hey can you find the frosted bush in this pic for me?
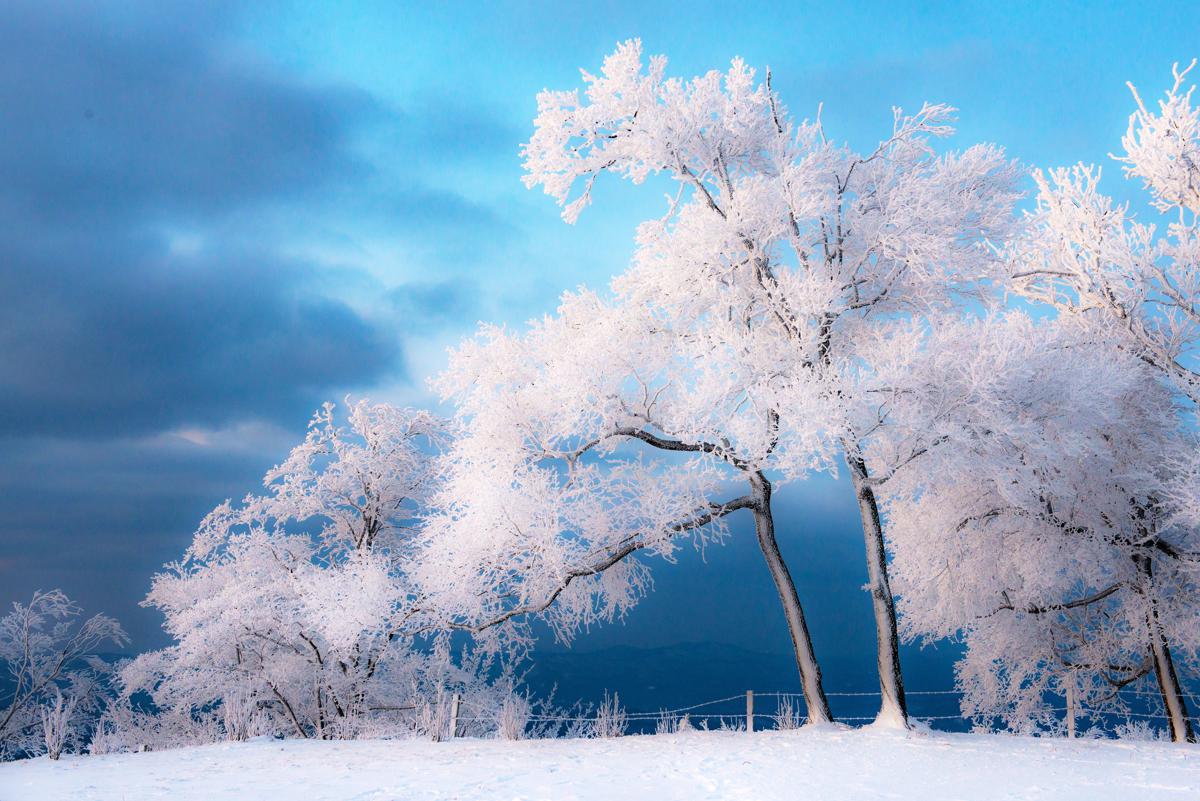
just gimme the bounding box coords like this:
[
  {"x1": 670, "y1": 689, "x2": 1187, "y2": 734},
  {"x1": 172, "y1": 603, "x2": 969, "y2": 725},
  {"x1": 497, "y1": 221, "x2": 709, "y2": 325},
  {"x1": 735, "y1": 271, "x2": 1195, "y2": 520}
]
[
  {"x1": 590, "y1": 691, "x2": 627, "y2": 738},
  {"x1": 414, "y1": 689, "x2": 454, "y2": 742},
  {"x1": 717, "y1": 716, "x2": 745, "y2": 732},
  {"x1": 221, "y1": 689, "x2": 265, "y2": 742},
  {"x1": 1114, "y1": 720, "x2": 1170, "y2": 742},
  {"x1": 655, "y1": 712, "x2": 695, "y2": 735},
  {"x1": 773, "y1": 696, "x2": 804, "y2": 730},
  {"x1": 40, "y1": 689, "x2": 78, "y2": 760},
  {"x1": 496, "y1": 691, "x2": 532, "y2": 740}
]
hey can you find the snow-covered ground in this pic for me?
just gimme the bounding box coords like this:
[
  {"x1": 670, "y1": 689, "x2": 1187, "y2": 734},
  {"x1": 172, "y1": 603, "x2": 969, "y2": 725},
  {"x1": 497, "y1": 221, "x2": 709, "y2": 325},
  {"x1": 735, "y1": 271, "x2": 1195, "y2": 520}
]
[{"x1": 1, "y1": 727, "x2": 1197, "y2": 801}]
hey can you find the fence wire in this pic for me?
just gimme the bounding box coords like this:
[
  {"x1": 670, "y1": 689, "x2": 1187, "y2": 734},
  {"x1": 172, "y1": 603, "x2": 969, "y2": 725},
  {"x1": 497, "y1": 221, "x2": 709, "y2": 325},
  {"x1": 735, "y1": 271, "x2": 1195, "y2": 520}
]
[{"x1": 451, "y1": 687, "x2": 1187, "y2": 726}]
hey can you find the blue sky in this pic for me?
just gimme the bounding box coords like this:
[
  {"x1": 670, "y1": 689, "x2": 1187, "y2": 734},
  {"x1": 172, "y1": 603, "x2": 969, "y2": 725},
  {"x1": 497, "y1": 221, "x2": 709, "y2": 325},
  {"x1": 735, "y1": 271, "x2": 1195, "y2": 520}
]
[{"x1": 2, "y1": 0, "x2": 1198, "y2": 702}]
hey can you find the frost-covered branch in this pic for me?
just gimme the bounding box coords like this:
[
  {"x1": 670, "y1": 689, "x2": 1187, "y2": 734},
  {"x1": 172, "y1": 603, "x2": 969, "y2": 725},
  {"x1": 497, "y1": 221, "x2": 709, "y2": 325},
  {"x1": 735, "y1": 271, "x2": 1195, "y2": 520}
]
[
  {"x1": 0, "y1": 590, "x2": 127, "y2": 759},
  {"x1": 460, "y1": 496, "x2": 755, "y2": 633}
]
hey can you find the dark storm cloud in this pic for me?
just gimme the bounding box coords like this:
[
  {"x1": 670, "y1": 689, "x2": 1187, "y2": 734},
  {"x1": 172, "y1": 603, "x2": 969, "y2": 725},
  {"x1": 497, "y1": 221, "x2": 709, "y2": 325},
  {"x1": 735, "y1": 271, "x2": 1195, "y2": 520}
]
[
  {"x1": 0, "y1": 1, "x2": 372, "y2": 223},
  {"x1": 0, "y1": 1, "x2": 534, "y2": 639},
  {"x1": 0, "y1": 1, "x2": 401, "y2": 438},
  {"x1": 0, "y1": 430, "x2": 293, "y2": 647},
  {"x1": 0, "y1": 231, "x2": 399, "y2": 437}
]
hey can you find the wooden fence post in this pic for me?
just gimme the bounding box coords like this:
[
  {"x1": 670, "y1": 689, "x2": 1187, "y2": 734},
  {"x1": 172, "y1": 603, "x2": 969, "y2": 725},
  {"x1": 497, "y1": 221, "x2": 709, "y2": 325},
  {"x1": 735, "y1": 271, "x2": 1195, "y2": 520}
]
[
  {"x1": 1065, "y1": 677, "x2": 1076, "y2": 739},
  {"x1": 450, "y1": 693, "x2": 461, "y2": 739},
  {"x1": 746, "y1": 690, "x2": 754, "y2": 733}
]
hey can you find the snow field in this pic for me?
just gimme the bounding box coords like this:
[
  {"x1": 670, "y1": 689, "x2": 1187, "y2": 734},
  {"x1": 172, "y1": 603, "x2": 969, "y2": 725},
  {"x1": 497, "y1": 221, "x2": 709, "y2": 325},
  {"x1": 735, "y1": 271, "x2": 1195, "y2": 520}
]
[{"x1": 1, "y1": 726, "x2": 1198, "y2": 801}]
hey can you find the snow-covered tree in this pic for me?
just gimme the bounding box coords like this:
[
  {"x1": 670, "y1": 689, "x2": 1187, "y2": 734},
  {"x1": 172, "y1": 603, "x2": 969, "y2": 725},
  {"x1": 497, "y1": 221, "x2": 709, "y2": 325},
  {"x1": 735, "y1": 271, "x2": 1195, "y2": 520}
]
[
  {"x1": 502, "y1": 40, "x2": 1018, "y2": 726},
  {"x1": 878, "y1": 314, "x2": 1199, "y2": 741},
  {"x1": 0, "y1": 590, "x2": 127, "y2": 760},
  {"x1": 427, "y1": 288, "x2": 835, "y2": 721},
  {"x1": 1009, "y1": 60, "x2": 1200, "y2": 404},
  {"x1": 126, "y1": 400, "x2": 500, "y2": 741},
  {"x1": 998, "y1": 60, "x2": 1200, "y2": 742}
]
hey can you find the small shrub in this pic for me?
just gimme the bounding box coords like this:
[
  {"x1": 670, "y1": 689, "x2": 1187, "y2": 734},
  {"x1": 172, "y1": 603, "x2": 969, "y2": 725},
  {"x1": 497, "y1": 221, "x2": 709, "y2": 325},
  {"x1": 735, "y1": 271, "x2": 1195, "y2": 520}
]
[
  {"x1": 773, "y1": 696, "x2": 804, "y2": 730},
  {"x1": 221, "y1": 689, "x2": 264, "y2": 742},
  {"x1": 1113, "y1": 719, "x2": 1169, "y2": 741},
  {"x1": 414, "y1": 689, "x2": 453, "y2": 742},
  {"x1": 496, "y1": 691, "x2": 532, "y2": 740},
  {"x1": 40, "y1": 689, "x2": 78, "y2": 760},
  {"x1": 655, "y1": 712, "x2": 693, "y2": 734},
  {"x1": 590, "y1": 691, "x2": 627, "y2": 738},
  {"x1": 717, "y1": 716, "x2": 745, "y2": 732},
  {"x1": 87, "y1": 711, "x2": 120, "y2": 756}
]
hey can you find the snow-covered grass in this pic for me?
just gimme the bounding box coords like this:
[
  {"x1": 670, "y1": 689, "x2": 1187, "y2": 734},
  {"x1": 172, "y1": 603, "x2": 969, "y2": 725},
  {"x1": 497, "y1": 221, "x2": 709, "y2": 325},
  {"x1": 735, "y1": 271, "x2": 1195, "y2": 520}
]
[{"x1": 1, "y1": 727, "x2": 1197, "y2": 801}]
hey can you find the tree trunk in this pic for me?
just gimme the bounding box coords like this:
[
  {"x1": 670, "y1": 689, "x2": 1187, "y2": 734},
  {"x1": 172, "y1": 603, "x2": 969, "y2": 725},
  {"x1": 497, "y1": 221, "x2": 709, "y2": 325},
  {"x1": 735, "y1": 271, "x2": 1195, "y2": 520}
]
[
  {"x1": 749, "y1": 471, "x2": 834, "y2": 724},
  {"x1": 844, "y1": 453, "x2": 909, "y2": 728},
  {"x1": 269, "y1": 684, "x2": 308, "y2": 739},
  {"x1": 1134, "y1": 552, "x2": 1195, "y2": 743}
]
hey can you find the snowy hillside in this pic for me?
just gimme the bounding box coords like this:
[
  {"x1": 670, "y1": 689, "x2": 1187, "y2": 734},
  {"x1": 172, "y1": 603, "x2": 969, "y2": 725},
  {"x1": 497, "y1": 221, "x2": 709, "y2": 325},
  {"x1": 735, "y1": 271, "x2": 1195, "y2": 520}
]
[{"x1": 2, "y1": 727, "x2": 1197, "y2": 801}]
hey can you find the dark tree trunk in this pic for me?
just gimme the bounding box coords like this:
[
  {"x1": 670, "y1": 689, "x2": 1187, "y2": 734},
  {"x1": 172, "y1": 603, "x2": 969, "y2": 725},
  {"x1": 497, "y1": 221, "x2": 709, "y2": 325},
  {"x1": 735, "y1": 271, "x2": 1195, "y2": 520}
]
[
  {"x1": 1134, "y1": 551, "x2": 1195, "y2": 743},
  {"x1": 749, "y1": 471, "x2": 834, "y2": 724},
  {"x1": 845, "y1": 453, "x2": 909, "y2": 728}
]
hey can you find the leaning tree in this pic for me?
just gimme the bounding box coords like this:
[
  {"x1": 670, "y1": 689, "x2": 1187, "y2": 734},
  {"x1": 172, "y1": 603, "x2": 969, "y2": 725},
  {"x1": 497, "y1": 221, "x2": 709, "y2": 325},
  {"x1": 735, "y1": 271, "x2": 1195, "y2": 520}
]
[
  {"x1": 508, "y1": 40, "x2": 1018, "y2": 726},
  {"x1": 1000, "y1": 61, "x2": 1200, "y2": 742},
  {"x1": 427, "y1": 286, "x2": 839, "y2": 722},
  {"x1": 877, "y1": 313, "x2": 1199, "y2": 741}
]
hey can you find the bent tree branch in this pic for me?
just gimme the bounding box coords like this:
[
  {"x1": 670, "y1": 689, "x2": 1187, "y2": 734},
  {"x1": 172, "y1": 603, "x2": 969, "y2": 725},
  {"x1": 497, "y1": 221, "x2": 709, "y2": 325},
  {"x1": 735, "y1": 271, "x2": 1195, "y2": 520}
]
[
  {"x1": 982, "y1": 582, "x2": 1124, "y2": 618},
  {"x1": 463, "y1": 496, "x2": 756, "y2": 634}
]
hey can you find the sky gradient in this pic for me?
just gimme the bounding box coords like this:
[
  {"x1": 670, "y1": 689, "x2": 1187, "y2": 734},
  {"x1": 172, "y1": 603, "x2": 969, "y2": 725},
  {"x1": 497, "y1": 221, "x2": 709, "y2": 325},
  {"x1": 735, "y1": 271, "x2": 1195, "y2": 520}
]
[{"x1": 3, "y1": 0, "x2": 1199, "y2": 702}]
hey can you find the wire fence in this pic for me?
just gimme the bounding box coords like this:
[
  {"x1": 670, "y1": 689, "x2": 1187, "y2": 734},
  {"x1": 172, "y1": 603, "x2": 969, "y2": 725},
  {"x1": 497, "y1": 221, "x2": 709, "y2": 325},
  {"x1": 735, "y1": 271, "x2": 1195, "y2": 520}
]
[{"x1": 447, "y1": 685, "x2": 1192, "y2": 732}]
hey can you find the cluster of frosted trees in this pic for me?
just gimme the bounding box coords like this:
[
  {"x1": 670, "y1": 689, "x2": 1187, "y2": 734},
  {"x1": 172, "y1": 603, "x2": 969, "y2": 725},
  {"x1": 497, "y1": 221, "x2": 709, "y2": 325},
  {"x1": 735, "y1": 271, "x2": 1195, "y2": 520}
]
[{"x1": 4, "y1": 45, "x2": 1200, "y2": 758}]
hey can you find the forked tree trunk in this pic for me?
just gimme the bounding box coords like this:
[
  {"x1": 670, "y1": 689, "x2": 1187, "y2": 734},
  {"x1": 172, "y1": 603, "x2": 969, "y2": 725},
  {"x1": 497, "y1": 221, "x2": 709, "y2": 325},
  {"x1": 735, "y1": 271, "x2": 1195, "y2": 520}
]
[
  {"x1": 844, "y1": 453, "x2": 909, "y2": 728},
  {"x1": 749, "y1": 472, "x2": 834, "y2": 725},
  {"x1": 1134, "y1": 552, "x2": 1196, "y2": 743}
]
